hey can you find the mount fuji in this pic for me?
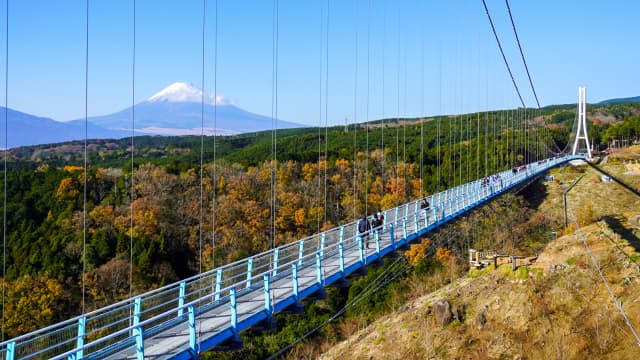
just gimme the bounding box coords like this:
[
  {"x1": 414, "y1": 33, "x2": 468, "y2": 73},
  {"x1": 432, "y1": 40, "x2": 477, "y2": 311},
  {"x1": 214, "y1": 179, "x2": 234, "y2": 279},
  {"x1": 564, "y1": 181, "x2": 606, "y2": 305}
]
[{"x1": 86, "y1": 82, "x2": 305, "y2": 136}]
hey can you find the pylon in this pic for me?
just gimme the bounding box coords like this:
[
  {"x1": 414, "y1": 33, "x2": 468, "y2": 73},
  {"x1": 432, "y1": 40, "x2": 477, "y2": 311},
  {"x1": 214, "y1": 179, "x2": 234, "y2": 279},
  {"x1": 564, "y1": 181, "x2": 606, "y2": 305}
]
[{"x1": 571, "y1": 86, "x2": 592, "y2": 158}]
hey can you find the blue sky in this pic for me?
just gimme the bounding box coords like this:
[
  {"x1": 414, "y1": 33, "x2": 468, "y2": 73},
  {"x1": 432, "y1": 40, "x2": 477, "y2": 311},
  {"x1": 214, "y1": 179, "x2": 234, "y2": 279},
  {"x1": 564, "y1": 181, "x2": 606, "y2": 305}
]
[{"x1": 0, "y1": 0, "x2": 638, "y2": 126}]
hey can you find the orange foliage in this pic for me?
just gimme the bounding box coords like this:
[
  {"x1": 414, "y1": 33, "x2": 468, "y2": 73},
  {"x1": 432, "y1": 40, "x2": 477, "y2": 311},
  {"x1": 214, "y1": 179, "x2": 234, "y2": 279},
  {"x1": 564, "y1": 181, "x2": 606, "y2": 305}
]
[
  {"x1": 435, "y1": 247, "x2": 452, "y2": 263},
  {"x1": 294, "y1": 208, "x2": 306, "y2": 226},
  {"x1": 405, "y1": 238, "x2": 431, "y2": 266}
]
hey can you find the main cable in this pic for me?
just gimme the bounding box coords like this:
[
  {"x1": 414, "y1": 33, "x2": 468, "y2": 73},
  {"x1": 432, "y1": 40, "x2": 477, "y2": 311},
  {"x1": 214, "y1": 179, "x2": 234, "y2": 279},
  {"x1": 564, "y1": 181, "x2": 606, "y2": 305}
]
[
  {"x1": 505, "y1": 0, "x2": 539, "y2": 109},
  {"x1": 480, "y1": 0, "x2": 525, "y2": 108}
]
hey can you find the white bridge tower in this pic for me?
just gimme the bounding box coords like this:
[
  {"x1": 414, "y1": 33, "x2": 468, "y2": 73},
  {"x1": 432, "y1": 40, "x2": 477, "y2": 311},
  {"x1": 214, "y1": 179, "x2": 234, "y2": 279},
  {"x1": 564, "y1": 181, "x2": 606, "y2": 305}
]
[{"x1": 571, "y1": 86, "x2": 592, "y2": 158}]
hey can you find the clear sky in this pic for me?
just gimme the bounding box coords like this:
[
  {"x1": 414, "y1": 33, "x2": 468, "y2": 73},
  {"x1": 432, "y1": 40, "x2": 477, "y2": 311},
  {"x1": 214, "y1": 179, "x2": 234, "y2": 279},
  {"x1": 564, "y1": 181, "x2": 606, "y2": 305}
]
[{"x1": 0, "y1": 0, "x2": 638, "y2": 126}]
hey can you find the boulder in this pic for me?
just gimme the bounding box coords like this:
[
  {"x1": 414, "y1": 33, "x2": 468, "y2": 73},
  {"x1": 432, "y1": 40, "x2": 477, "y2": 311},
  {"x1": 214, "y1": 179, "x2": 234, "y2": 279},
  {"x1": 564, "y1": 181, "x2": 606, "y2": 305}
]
[{"x1": 434, "y1": 300, "x2": 452, "y2": 326}]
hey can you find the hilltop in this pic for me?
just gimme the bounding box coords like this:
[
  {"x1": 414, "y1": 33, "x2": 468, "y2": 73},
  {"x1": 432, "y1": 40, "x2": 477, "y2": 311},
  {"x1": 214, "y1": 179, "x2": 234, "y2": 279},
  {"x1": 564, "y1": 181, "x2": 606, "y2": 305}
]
[{"x1": 320, "y1": 157, "x2": 640, "y2": 359}]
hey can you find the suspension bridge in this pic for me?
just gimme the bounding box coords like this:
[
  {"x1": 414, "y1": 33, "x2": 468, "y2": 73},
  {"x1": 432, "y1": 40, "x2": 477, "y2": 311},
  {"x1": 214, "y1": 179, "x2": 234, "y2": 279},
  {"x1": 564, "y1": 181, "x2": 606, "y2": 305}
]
[
  {"x1": 0, "y1": 154, "x2": 586, "y2": 360},
  {"x1": 0, "y1": 0, "x2": 607, "y2": 359}
]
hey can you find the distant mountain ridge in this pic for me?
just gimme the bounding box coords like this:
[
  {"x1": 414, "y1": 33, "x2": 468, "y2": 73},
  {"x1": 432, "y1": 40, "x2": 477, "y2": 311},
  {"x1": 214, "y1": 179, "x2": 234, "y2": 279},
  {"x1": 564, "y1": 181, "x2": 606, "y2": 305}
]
[
  {"x1": 0, "y1": 107, "x2": 129, "y2": 149},
  {"x1": 0, "y1": 82, "x2": 305, "y2": 148},
  {"x1": 597, "y1": 95, "x2": 640, "y2": 105}
]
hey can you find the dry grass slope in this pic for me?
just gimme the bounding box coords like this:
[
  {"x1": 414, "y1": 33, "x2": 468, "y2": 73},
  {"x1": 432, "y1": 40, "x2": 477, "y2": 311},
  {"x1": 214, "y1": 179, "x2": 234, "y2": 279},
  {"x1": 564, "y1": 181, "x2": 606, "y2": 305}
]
[{"x1": 321, "y1": 157, "x2": 640, "y2": 360}]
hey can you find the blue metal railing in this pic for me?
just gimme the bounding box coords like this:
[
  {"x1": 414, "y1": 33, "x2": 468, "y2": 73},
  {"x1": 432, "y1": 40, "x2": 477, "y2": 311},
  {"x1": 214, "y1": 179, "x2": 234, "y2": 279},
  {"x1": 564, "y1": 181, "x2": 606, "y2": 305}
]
[{"x1": 0, "y1": 155, "x2": 584, "y2": 359}]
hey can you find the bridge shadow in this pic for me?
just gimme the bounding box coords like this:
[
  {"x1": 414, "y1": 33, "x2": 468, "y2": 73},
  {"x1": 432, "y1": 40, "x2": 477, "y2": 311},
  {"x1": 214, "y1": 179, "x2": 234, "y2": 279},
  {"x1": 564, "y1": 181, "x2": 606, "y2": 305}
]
[
  {"x1": 602, "y1": 215, "x2": 640, "y2": 253},
  {"x1": 519, "y1": 177, "x2": 549, "y2": 211}
]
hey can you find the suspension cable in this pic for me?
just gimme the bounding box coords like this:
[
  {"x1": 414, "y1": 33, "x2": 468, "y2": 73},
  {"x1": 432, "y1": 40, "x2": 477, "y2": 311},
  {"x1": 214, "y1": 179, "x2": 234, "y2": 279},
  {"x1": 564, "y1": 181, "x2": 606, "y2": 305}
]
[
  {"x1": 317, "y1": 2, "x2": 324, "y2": 234},
  {"x1": 270, "y1": 0, "x2": 279, "y2": 250},
  {"x1": 395, "y1": 7, "x2": 400, "y2": 206},
  {"x1": 197, "y1": 0, "x2": 206, "y2": 347},
  {"x1": 1, "y1": 0, "x2": 7, "y2": 341},
  {"x1": 82, "y1": 0, "x2": 89, "y2": 315},
  {"x1": 323, "y1": 0, "x2": 329, "y2": 227},
  {"x1": 364, "y1": 0, "x2": 370, "y2": 217},
  {"x1": 211, "y1": 0, "x2": 218, "y2": 270},
  {"x1": 129, "y1": 0, "x2": 136, "y2": 301},
  {"x1": 352, "y1": 0, "x2": 358, "y2": 221},
  {"x1": 419, "y1": 9, "x2": 424, "y2": 197},
  {"x1": 198, "y1": 0, "x2": 206, "y2": 278}
]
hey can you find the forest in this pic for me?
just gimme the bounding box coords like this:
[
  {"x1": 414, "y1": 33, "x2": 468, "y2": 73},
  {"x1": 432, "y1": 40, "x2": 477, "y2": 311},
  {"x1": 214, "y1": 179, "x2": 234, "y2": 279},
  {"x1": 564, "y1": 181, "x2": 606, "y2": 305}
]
[{"x1": 0, "y1": 101, "x2": 638, "y2": 342}]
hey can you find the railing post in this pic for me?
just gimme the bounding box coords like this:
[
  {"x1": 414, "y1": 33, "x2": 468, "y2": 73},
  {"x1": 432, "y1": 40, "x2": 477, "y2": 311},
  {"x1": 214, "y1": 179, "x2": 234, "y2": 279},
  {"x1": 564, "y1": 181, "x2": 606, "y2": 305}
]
[
  {"x1": 320, "y1": 233, "x2": 326, "y2": 257},
  {"x1": 298, "y1": 240, "x2": 304, "y2": 266},
  {"x1": 246, "y1": 257, "x2": 253, "y2": 288},
  {"x1": 402, "y1": 217, "x2": 408, "y2": 239},
  {"x1": 383, "y1": 210, "x2": 388, "y2": 229},
  {"x1": 339, "y1": 226, "x2": 344, "y2": 243},
  {"x1": 178, "y1": 281, "x2": 186, "y2": 317},
  {"x1": 433, "y1": 206, "x2": 438, "y2": 223},
  {"x1": 6, "y1": 342, "x2": 15, "y2": 360},
  {"x1": 358, "y1": 236, "x2": 364, "y2": 264},
  {"x1": 264, "y1": 274, "x2": 271, "y2": 314},
  {"x1": 422, "y1": 209, "x2": 428, "y2": 229},
  {"x1": 413, "y1": 211, "x2": 419, "y2": 233},
  {"x1": 339, "y1": 241, "x2": 345, "y2": 273},
  {"x1": 389, "y1": 223, "x2": 396, "y2": 248},
  {"x1": 188, "y1": 305, "x2": 197, "y2": 353},
  {"x1": 75, "y1": 316, "x2": 86, "y2": 359},
  {"x1": 230, "y1": 288, "x2": 238, "y2": 335},
  {"x1": 316, "y1": 253, "x2": 323, "y2": 286},
  {"x1": 375, "y1": 230, "x2": 380, "y2": 254},
  {"x1": 133, "y1": 297, "x2": 144, "y2": 360},
  {"x1": 292, "y1": 263, "x2": 299, "y2": 301},
  {"x1": 273, "y1": 248, "x2": 279, "y2": 277},
  {"x1": 214, "y1": 269, "x2": 222, "y2": 302},
  {"x1": 394, "y1": 207, "x2": 399, "y2": 225}
]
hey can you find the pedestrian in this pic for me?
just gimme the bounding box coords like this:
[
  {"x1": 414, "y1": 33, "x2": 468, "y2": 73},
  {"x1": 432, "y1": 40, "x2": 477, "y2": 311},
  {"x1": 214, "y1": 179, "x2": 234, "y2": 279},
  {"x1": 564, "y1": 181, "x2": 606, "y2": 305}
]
[
  {"x1": 421, "y1": 198, "x2": 430, "y2": 210},
  {"x1": 358, "y1": 214, "x2": 370, "y2": 248}
]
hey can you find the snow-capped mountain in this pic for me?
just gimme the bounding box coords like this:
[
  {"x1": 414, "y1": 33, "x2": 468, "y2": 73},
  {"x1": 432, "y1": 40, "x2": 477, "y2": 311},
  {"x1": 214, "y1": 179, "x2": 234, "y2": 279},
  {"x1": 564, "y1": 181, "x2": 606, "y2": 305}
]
[
  {"x1": 87, "y1": 82, "x2": 304, "y2": 135},
  {"x1": 147, "y1": 82, "x2": 220, "y2": 105}
]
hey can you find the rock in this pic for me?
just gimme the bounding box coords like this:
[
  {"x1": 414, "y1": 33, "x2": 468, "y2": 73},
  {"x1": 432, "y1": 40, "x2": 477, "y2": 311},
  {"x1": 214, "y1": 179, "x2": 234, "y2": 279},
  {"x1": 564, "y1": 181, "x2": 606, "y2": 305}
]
[
  {"x1": 434, "y1": 300, "x2": 452, "y2": 326},
  {"x1": 476, "y1": 313, "x2": 486, "y2": 330},
  {"x1": 396, "y1": 305, "x2": 408, "y2": 313}
]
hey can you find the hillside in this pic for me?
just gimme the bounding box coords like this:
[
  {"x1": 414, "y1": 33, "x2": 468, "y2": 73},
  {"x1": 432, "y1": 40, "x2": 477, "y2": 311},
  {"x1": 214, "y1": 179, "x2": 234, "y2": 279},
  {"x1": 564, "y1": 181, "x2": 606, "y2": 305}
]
[{"x1": 320, "y1": 159, "x2": 640, "y2": 359}]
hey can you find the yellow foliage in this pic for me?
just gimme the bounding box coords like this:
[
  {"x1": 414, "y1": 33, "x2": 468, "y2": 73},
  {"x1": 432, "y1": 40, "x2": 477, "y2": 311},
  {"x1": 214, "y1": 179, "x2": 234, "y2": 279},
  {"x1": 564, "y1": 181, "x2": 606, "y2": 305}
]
[
  {"x1": 63, "y1": 165, "x2": 83, "y2": 172},
  {"x1": 334, "y1": 158, "x2": 350, "y2": 172},
  {"x1": 294, "y1": 208, "x2": 306, "y2": 226},
  {"x1": 435, "y1": 247, "x2": 452, "y2": 263},
  {"x1": 4, "y1": 274, "x2": 67, "y2": 337},
  {"x1": 380, "y1": 193, "x2": 399, "y2": 211},
  {"x1": 56, "y1": 177, "x2": 79, "y2": 200},
  {"x1": 404, "y1": 238, "x2": 431, "y2": 266}
]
